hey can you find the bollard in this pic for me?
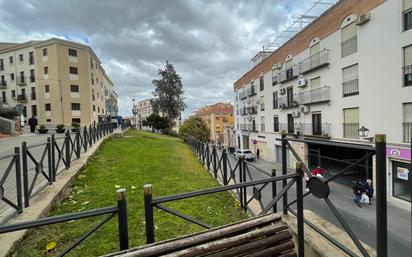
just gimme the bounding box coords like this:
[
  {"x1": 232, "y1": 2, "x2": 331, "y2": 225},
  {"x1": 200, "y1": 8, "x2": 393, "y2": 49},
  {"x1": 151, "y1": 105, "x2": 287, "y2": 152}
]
[
  {"x1": 14, "y1": 147, "x2": 23, "y2": 213},
  {"x1": 271, "y1": 169, "x2": 277, "y2": 213},
  {"x1": 21, "y1": 141, "x2": 29, "y2": 207},
  {"x1": 65, "y1": 131, "x2": 70, "y2": 168},
  {"x1": 222, "y1": 149, "x2": 228, "y2": 185},
  {"x1": 281, "y1": 131, "x2": 288, "y2": 214},
  {"x1": 144, "y1": 184, "x2": 155, "y2": 244},
  {"x1": 375, "y1": 134, "x2": 387, "y2": 257},
  {"x1": 117, "y1": 188, "x2": 129, "y2": 250},
  {"x1": 295, "y1": 162, "x2": 304, "y2": 257}
]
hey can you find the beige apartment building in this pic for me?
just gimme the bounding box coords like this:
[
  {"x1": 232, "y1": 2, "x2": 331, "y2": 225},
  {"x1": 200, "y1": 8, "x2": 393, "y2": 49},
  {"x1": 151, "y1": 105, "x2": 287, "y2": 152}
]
[{"x1": 0, "y1": 38, "x2": 117, "y2": 126}]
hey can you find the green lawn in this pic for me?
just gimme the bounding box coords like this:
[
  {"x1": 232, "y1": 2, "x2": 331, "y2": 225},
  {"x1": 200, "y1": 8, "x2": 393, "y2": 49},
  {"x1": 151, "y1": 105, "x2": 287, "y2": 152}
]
[{"x1": 13, "y1": 130, "x2": 246, "y2": 257}]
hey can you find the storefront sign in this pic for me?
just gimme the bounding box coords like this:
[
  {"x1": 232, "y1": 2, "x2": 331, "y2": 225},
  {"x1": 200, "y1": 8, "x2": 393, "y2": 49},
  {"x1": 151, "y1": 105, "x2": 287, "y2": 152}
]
[
  {"x1": 386, "y1": 147, "x2": 411, "y2": 161},
  {"x1": 397, "y1": 167, "x2": 409, "y2": 180}
]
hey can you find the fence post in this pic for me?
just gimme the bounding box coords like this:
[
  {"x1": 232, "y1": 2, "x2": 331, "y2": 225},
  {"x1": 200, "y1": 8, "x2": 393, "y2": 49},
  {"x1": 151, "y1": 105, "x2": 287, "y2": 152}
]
[
  {"x1": 238, "y1": 157, "x2": 244, "y2": 210},
  {"x1": 76, "y1": 132, "x2": 81, "y2": 158},
  {"x1": 206, "y1": 143, "x2": 210, "y2": 170},
  {"x1": 295, "y1": 162, "x2": 304, "y2": 257},
  {"x1": 93, "y1": 123, "x2": 97, "y2": 143},
  {"x1": 88, "y1": 125, "x2": 92, "y2": 147},
  {"x1": 117, "y1": 188, "x2": 129, "y2": 250},
  {"x1": 271, "y1": 168, "x2": 277, "y2": 213},
  {"x1": 222, "y1": 149, "x2": 228, "y2": 185},
  {"x1": 14, "y1": 147, "x2": 23, "y2": 213},
  {"x1": 213, "y1": 145, "x2": 217, "y2": 178},
  {"x1": 21, "y1": 142, "x2": 29, "y2": 207},
  {"x1": 51, "y1": 134, "x2": 56, "y2": 181},
  {"x1": 375, "y1": 134, "x2": 387, "y2": 257},
  {"x1": 281, "y1": 131, "x2": 288, "y2": 215},
  {"x1": 242, "y1": 158, "x2": 247, "y2": 212},
  {"x1": 83, "y1": 126, "x2": 88, "y2": 152},
  {"x1": 144, "y1": 184, "x2": 155, "y2": 244},
  {"x1": 410, "y1": 129, "x2": 412, "y2": 250},
  {"x1": 47, "y1": 137, "x2": 52, "y2": 185},
  {"x1": 65, "y1": 131, "x2": 70, "y2": 168}
]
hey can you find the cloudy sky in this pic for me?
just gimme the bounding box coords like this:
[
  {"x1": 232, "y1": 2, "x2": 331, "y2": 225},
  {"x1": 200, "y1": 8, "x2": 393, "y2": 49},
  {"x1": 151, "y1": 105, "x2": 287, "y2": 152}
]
[{"x1": 0, "y1": 0, "x2": 336, "y2": 117}]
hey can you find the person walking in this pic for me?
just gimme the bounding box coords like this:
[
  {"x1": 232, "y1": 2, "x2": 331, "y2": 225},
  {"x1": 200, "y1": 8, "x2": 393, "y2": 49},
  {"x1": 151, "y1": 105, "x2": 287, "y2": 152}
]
[
  {"x1": 364, "y1": 179, "x2": 374, "y2": 205},
  {"x1": 353, "y1": 180, "x2": 365, "y2": 208},
  {"x1": 28, "y1": 115, "x2": 38, "y2": 133},
  {"x1": 306, "y1": 166, "x2": 325, "y2": 190}
]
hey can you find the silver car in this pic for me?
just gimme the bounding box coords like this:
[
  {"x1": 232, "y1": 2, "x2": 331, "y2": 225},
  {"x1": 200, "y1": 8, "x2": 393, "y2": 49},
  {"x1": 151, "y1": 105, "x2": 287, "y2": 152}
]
[{"x1": 234, "y1": 149, "x2": 254, "y2": 161}]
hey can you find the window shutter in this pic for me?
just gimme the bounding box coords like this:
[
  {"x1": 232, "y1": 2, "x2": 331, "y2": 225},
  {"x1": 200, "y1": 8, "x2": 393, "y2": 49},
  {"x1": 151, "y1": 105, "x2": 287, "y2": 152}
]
[
  {"x1": 310, "y1": 43, "x2": 320, "y2": 56},
  {"x1": 344, "y1": 108, "x2": 359, "y2": 123},
  {"x1": 403, "y1": 103, "x2": 412, "y2": 121},
  {"x1": 404, "y1": 46, "x2": 412, "y2": 66},
  {"x1": 341, "y1": 22, "x2": 357, "y2": 42},
  {"x1": 310, "y1": 77, "x2": 321, "y2": 89},
  {"x1": 342, "y1": 64, "x2": 358, "y2": 82},
  {"x1": 404, "y1": 0, "x2": 412, "y2": 11}
]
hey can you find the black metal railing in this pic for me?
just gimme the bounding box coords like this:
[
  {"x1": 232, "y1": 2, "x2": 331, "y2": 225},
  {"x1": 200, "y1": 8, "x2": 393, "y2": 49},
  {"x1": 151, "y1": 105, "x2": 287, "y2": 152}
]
[
  {"x1": 403, "y1": 65, "x2": 412, "y2": 87},
  {"x1": 239, "y1": 91, "x2": 247, "y2": 99},
  {"x1": 343, "y1": 123, "x2": 359, "y2": 139},
  {"x1": 16, "y1": 94, "x2": 27, "y2": 102},
  {"x1": 294, "y1": 123, "x2": 331, "y2": 137},
  {"x1": 248, "y1": 106, "x2": 257, "y2": 114},
  {"x1": 0, "y1": 189, "x2": 128, "y2": 257},
  {"x1": 403, "y1": 122, "x2": 412, "y2": 143},
  {"x1": 240, "y1": 107, "x2": 247, "y2": 116},
  {"x1": 278, "y1": 65, "x2": 300, "y2": 83},
  {"x1": 299, "y1": 49, "x2": 329, "y2": 74},
  {"x1": 343, "y1": 79, "x2": 359, "y2": 96},
  {"x1": 247, "y1": 86, "x2": 256, "y2": 96},
  {"x1": 341, "y1": 36, "x2": 357, "y2": 57},
  {"x1": 17, "y1": 76, "x2": 26, "y2": 85},
  {"x1": 297, "y1": 86, "x2": 330, "y2": 105},
  {"x1": 278, "y1": 95, "x2": 299, "y2": 109}
]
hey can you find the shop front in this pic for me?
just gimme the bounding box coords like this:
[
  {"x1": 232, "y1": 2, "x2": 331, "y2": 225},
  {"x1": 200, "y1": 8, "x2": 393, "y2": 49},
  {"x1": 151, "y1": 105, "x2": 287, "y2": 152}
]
[{"x1": 387, "y1": 147, "x2": 411, "y2": 203}]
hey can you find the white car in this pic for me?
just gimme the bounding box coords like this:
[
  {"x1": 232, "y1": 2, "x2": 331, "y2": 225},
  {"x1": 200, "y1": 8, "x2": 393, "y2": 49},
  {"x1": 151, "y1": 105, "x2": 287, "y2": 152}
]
[{"x1": 234, "y1": 149, "x2": 254, "y2": 161}]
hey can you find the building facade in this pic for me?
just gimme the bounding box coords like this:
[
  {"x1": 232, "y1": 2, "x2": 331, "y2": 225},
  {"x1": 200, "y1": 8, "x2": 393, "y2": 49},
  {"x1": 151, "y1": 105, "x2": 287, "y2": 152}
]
[
  {"x1": 0, "y1": 38, "x2": 117, "y2": 126},
  {"x1": 195, "y1": 103, "x2": 234, "y2": 145},
  {"x1": 133, "y1": 98, "x2": 154, "y2": 130},
  {"x1": 234, "y1": 0, "x2": 411, "y2": 204}
]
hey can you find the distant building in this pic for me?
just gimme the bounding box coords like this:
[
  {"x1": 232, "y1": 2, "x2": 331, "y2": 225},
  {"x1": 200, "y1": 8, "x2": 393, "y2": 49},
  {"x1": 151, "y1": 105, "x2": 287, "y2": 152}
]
[
  {"x1": 0, "y1": 38, "x2": 117, "y2": 126},
  {"x1": 195, "y1": 103, "x2": 234, "y2": 145}
]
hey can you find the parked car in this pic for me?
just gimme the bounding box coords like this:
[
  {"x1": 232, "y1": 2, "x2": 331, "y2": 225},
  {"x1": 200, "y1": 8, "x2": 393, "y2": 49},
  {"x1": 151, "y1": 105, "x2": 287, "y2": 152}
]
[{"x1": 234, "y1": 149, "x2": 254, "y2": 161}]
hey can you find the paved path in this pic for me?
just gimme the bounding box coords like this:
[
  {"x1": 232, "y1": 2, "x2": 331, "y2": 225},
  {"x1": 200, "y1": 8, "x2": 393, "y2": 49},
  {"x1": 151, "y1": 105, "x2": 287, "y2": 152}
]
[{"x1": 217, "y1": 150, "x2": 411, "y2": 257}]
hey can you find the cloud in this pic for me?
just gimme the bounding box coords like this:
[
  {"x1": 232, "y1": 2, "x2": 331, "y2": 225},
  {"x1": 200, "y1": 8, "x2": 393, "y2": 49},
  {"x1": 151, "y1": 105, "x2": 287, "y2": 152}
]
[{"x1": 0, "y1": 0, "x2": 336, "y2": 116}]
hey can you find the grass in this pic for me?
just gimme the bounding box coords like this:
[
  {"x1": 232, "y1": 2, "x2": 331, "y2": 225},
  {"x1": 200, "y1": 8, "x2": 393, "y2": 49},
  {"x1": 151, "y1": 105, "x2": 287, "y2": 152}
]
[{"x1": 12, "y1": 130, "x2": 246, "y2": 257}]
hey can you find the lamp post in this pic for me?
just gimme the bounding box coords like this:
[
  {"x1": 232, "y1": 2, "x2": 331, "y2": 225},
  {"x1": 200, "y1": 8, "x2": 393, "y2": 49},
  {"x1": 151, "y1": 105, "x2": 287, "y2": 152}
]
[
  {"x1": 358, "y1": 126, "x2": 370, "y2": 140},
  {"x1": 132, "y1": 98, "x2": 137, "y2": 129}
]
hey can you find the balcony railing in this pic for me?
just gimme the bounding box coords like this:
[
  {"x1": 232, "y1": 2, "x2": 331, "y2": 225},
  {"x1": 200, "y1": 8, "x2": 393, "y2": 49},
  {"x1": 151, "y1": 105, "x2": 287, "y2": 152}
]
[
  {"x1": 343, "y1": 123, "x2": 359, "y2": 139},
  {"x1": 248, "y1": 106, "x2": 257, "y2": 114},
  {"x1": 295, "y1": 123, "x2": 331, "y2": 138},
  {"x1": 403, "y1": 122, "x2": 412, "y2": 143},
  {"x1": 247, "y1": 86, "x2": 256, "y2": 96},
  {"x1": 343, "y1": 79, "x2": 359, "y2": 96},
  {"x1": 298, "y1": 86, "x2": 330, "y2": 105},
  {"x1": 299, "y1": 49, "x2": 329, "y2": 74},
  {"x1": 341, "y1": 36, "x2": 357, "y2": 57},
  {"x1": 0, "y1": 80, "x2": 6, "y2": 89},
  {"x1": 279, "y1": 123, "x2": 295, "y2": 134},
  {"x1": 17, "y1": 76, "x2": 26, "y2": 85},
  {"x1": 278, "y1": 65, "x2": 299, "y2": 83},
  {"x1": 278, "y1": 95, "x2": 299, "y2": 109},
  {"x1": 239, "y1": 91, "x2": 247, "y2": 99},
  {"x1": 403, "y1": 65, "x2": 412, "y2": 87},
  {"x1": 240, "y1": 107, "x2": 248, "y2": 116},
  {"x1": 16, "y1": 94, "x2": 27, "y2": 102}
]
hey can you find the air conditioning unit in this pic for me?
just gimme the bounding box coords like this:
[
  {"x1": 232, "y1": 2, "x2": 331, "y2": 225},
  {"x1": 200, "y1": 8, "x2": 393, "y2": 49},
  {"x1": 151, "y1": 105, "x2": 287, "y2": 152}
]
[
  {"x1": 356, "y1": 13, "x2": 371, "y2": 26},
  {"x1": 300, "y1": 105, "x2": 310, "y2": 113},
  {"x1": 297, "y1": 78, "x2": 307, "y2": 87},
  {"x1": 279, "y1": 88, "x2": 286, "y2": 94},
  {"x1": 292, "y1": 112, "x2": 300, "y2": 118}
]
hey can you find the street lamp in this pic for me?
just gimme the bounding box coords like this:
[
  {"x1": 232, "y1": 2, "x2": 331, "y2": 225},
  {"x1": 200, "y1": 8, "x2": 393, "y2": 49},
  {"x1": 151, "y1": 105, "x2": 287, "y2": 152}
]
[
  {"x1": 132, "y1": 98, "x2": 137, "y2": 129},
  {"x1": 358, "y1": 126, "x2": 370, "y2": 139}
]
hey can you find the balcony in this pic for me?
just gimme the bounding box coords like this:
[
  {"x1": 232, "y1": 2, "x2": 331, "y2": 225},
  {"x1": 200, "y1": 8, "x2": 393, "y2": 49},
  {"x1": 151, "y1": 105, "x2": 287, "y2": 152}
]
[
  {"x1": 343, "y1": 79, "x2": 359, "y2": 97},
  {"x1": 279, "y1": 123, "x2": 295, "y2": 134},
  {"x1": 297, "y1": 86, "x2": 330, "y2": 105},
  {"x1": 17, "y1": 76, "x2": 26, "y2": 86},
  {"x1": 0, "y1": 80, "x2": 6, "y2": 89},
  {"x1": 240, "y1": 107, "x2": 248, "y2": 116},
  {"x1": 403, "y1": 65, "x2": 412, "y2": 87},
  {"x1": 343, "y1": 123, "x2": 359, "y2": 139},
  {"x1": 299, "y1": 49, "x2": 329, "y2": 74},
  {"x1": 278, "y1": 95, "x2": 299, "y2": 109},
  {"x1": 16, "y1": 94, "x2": 27, "y2": 103},
  {"x1": 239, "y1": 123, "x2": 257, "y2": 132},
  {"x1": 239, "y1": 91, "x2": 247, "y2": 99},
  {"x1": 341, "y1": 36, "x2": 357, "y2": 57},
  {"x1": 247, "y1": 86, "x2": 256, "y2": 96},
  {"x1": 278, "y1": 65, "x2": 300, "y2": 83},
  {"x1": 403, "y1": 122, "x2": 412, "y2": 143},
  {"x1": 247, "y1": 106, "x2": 257, "y2": 114},
  {"x1": 295, "y1": 123, "x2": 331, "y2": 138}
]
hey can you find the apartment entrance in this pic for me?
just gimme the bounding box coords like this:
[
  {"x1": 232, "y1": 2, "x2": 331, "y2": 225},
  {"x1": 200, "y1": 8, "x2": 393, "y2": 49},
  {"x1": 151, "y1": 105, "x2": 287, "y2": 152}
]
[
  {"x1": 392, "y1": 160, "x2": 411, "y2": 202},
  {"x1": 312, "y1": 113, "x2": 322, "y2": 136},
  {"x1": 287, "y1": 114, "x2": 294, "y2": 133}
]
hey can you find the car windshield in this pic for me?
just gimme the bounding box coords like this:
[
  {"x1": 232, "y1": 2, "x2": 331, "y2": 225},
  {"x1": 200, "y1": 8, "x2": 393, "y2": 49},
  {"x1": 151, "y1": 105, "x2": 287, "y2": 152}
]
[{"x1": 243, "y1": 150, "x2": 252, "y2": 154}]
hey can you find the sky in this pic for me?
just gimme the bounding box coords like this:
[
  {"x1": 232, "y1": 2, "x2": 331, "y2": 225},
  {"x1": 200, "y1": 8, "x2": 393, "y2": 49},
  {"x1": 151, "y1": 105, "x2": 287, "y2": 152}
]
[{"x1": 0, "y1": 0, "x2": 337, "y2": 117}]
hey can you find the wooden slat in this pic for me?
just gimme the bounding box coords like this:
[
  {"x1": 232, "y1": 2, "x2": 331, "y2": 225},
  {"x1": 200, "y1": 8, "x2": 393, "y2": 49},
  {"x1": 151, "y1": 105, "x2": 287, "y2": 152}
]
[
  {"x1": 245, "y1": 241, "x2": 295, "y2": 257},
  {"x1": 205, "y1": 231, "x2": 293, "y2": 257},
  {"x1": 163, "y1": 223, "x2": 289, "y2": 257}
]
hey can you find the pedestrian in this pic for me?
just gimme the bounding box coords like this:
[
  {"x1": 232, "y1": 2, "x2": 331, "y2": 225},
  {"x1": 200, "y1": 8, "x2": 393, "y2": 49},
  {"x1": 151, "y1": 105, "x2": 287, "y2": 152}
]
[
  {"x1": 353, "y1": 180, "x2": 365, "y2": 208},
  {"x1": 28, "y1": 115, "x2": 38, "y2": 133},
  {"x1": 364, "y1": 179, "x2": 374, "y2": 205},
  {"x1": 306, "y1": 166, "x2": 325, "y2": 190}
]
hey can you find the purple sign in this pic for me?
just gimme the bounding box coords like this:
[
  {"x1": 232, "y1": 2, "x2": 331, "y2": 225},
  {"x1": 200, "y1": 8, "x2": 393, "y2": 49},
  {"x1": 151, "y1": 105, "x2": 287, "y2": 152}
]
[{"x1": 386, "y1": 147, "x2": 411, "y2": 161}]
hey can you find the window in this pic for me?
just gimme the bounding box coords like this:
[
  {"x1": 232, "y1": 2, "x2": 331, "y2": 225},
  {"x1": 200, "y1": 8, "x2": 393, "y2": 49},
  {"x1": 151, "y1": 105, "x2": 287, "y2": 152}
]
[
  {"x1": 91, "y1": 73, "x2": 94, "y2": 84},
  {"x1": 46, "y1": 118, "x2": 52, "y2": 122},
  {"x1": 19, "y1": 54, "x2": 23, "y2": 62},
  {"x1": 31, "y1": 87, "x2": 36, "y2": 100},
  {"x1": 403, "y1": 102, "x2": 412, "y2": 142},
  {"x1": 93, "y1": 105, "x2": 96, "y2": 112},
  {"x1": 90, "y1": 57, "x2": 94, "y2": 69},
  {"x1": 260, "y1": 116, "x2": 265, "y2": 132},
  {"x1": 341, "y1": 21, "x2": 357, "y2": 57},
  {"x1": 68, "y1": 48, "x2": 77, "y2": 57},
  {"x1": 310, "y1": 77, "x2": 321, "y2": 90},
  {"x1": 343, "y1": 107, "x2": 359, "y2": 139},
  {"x1": 10, "y1": 73, "x2": 14, "y2": 81},
  {"x1": 71, "y1": 103, "x2": 81, "y2": 110},
  {"x1": 403, "y1": 45, "x2": 412, "y2": 87},
  {"x1": 43, "y1": 48, "x2": 48, "y2": 56},
  {"x1": 285, "y1": 59, "x2": 293, "y2": 79},
  {"x1": 273, "y1": 116, "x2": 279, "y2": 132},
  {"x1": 286, "y1": 87, "x2": 294, "y2": 107},
  {"x1": 45, "y1": 103, "x2": 51, "y2": 111},
  {"x1": 30, "y1": 69, "x2": 35, "y2": 82},
  {"x1": 11, "y1": 90, "x2": 15, "y2": 98},
  {"x1": 403, "y1": 0, "x2": 412, "y2": 31},
  {"x1": 70, "y1": 84, "x2": 79, "y2": 92},
  {"x1": 0, "y1": 59, "x2": 3, "y2": 71},
  {"x1": 260, "y1": 96, "x2": 265, "y2": 111},
  {"x1": 0, "y1": 75, "x2": 4, "y2": 83},
  {"x1": 259, "y1": 76, "x2": 264, "y2": 91},
  {"x1": 1, "y1": 92, "x2": 6, "y2": 103},
  {"x1": 72, "y1": 118, "x2": 81, "y2": 123},
  {"x1": 44, "y1": 66, "x2": 48, "y2": 75},
  {"x1": 9, "y1": 56, "x2": 13, "y2": 64},
  {"x1": 342, "y1": 64, "x2": 359, "y2": 96},
  {"x1": 29, "y1": 52, "x2": 34, "y2": 65},
  {"x1": 45, "y1": 84, "x2": 50, "y2": 93},
  {"x1": 69, "y1": 67, "x2": 78, "y2": 74},
  {"x1": 273, "y1": 92, "x2": 278, "y2": 109},
  {"x1": 98, "y1": 107, "x2": 100, "y2": 113},
  {"x1": 19, "y1": 71, "x2": 25, "y2": 83},
  {"x1": 31, "y1": 105, "x2": 37, "y2": 116},
  {"x1": 309, "y1": 43, "x2": 320, "y2": 67},
  {"x1": 92, "y1": 89, "x2": 95, "y2": 100}
]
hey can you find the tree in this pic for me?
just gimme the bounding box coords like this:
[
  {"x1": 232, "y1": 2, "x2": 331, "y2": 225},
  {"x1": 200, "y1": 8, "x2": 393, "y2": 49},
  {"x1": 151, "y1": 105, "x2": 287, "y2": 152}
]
[
  {"x1": 152, "y1": 61, "x2": 186, "y2": 126},
  {"x1": 179, "y1": 117, "x2": 209, "y2": 143},
  {"x1": 142, "y1": 114, "x2": 170, "y2": 132}
]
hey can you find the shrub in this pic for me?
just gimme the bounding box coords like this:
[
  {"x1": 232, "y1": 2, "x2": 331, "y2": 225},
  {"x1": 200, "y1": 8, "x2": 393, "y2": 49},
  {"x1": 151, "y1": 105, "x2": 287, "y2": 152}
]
[
  {"x1": 56, "y1": 124, "x2": 64, "y2": 129},
  {"x1": 39, "y1": 125, "x2": 46, "y2": 130},
  {"x1": 71, "y1": 122, "x2": 80, "y2": 128},
  {"x1": 163, "y1": 127, "x2": 178, "y2": 137},
  {"x1": 0, "y1": 107, "x2": 18, "y2": 119}
]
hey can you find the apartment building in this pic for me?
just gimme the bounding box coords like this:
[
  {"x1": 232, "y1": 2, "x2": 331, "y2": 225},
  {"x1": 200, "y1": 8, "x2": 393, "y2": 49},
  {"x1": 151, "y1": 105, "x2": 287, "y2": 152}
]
[
  {"x1": 0, "y1": 38, "x2": 117, "y2": 126},
  {"x1": 234, "y1": 0, "x2": 412, "y2": 204},
  {"x1": 133, "y1": 98, "x2": 154, "y2": 130},
  {"x1": 195, "y1": 103, "x2": 234, "y2": 145}
]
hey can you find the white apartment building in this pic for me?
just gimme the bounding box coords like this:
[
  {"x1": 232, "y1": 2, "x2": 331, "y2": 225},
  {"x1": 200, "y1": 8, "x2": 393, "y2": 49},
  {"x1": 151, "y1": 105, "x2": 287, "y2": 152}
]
[
  {"x1": 133, "y1": 98, "x2": 154, "y2": 130},
  {"x1": 234, "y1": 0, "x2": 411, "y2": 204}
]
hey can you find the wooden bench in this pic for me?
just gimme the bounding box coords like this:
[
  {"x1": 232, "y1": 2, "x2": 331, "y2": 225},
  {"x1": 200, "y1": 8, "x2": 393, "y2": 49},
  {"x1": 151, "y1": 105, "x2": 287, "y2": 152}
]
[{"x1": 103, "y1": 214, "x2": 296, "y2": 257}]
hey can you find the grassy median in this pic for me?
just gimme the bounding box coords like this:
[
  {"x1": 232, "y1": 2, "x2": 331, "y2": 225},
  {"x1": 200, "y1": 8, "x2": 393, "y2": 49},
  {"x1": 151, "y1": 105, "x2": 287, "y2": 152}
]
[{"x1": 13, "y1": 130, "x2": 246, "y2": 257}]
